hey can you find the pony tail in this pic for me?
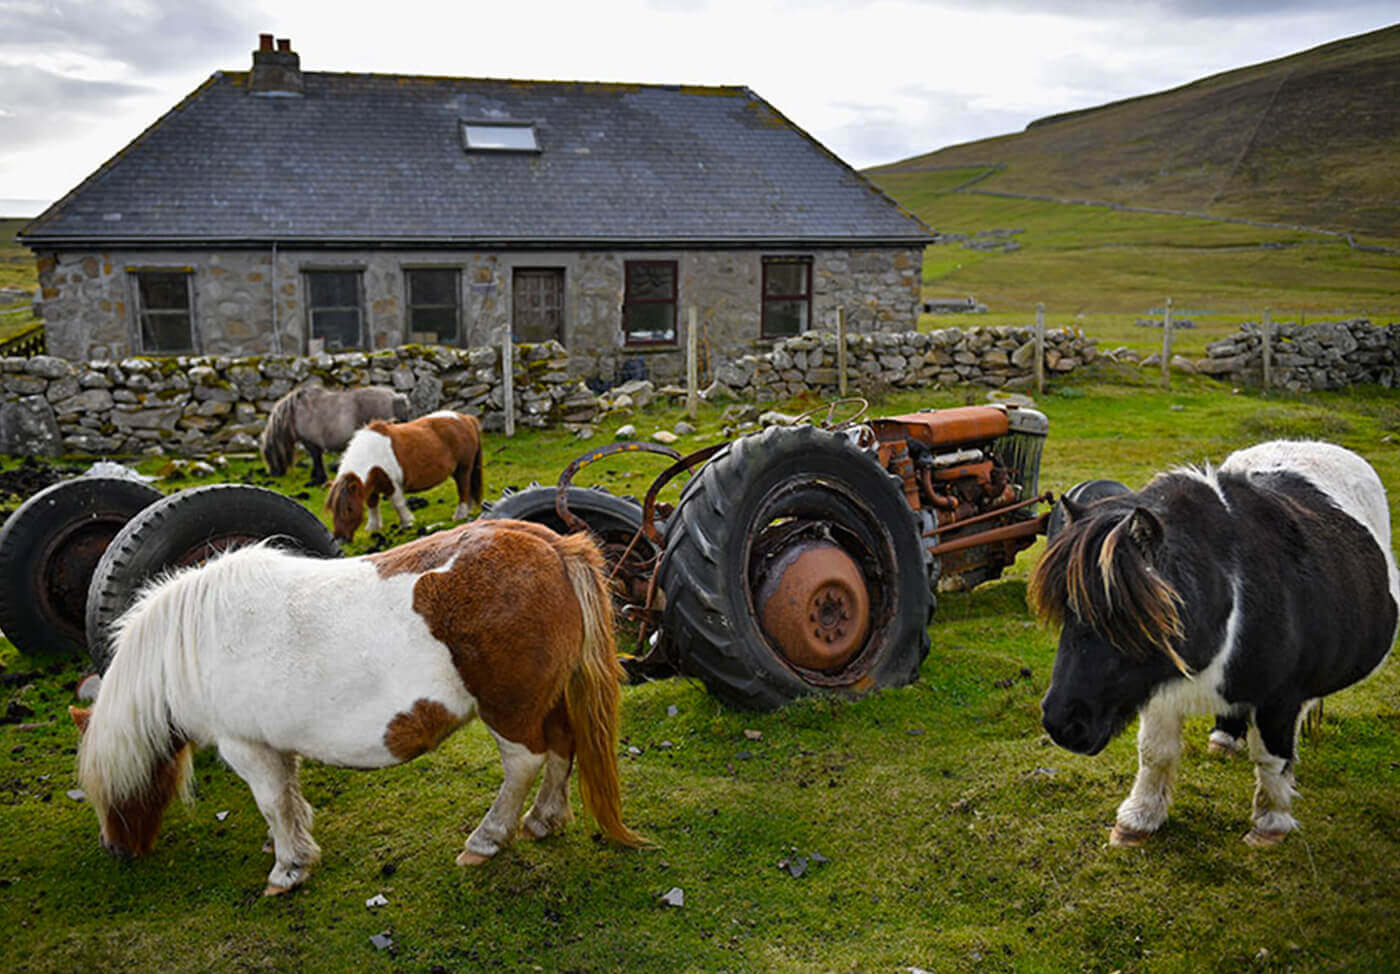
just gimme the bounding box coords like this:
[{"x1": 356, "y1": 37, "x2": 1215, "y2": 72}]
[
  {"x1": 556, "y1": 533, "x2": 646, "y2": 848},
  {"x1": 260, "y1": 391, "x2": 298, "y2": 476}
]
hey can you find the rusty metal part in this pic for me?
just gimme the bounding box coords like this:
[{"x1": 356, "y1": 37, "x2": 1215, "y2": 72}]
[
  {"x1": 757, "y1": 540, "x2": 871, "y2": 672},
  {"x1": 37, "y1": 516, "x2": 130, "y2": 642},
  {"x1": 928, "y1": 512, "x2": 1050, "y2": 557},
  {"x1": 790, "y1": 397, "x2": 870, "y2": 430},
  {"x1": 639, "y1": 443, "x2": 727, "y2": 544},
  {"x1": 871, "y1": 406, "x2": 1010, "y2": 446},
  {"x1": 923, "y1": 491, "x2": 1052, "y2": 536},
  {"x1": 554, "y1": 441, "x2": 683, "y2": 533}
]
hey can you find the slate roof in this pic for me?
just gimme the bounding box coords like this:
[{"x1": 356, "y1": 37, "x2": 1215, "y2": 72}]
[{"x1": 21, "y1": 71, "x2": 932, "y2": 248}]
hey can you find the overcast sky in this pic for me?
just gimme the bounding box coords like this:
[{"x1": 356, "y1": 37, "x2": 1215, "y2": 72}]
[{"x1": 0, "y1": 0, "x2": 1394, "y2": 216}]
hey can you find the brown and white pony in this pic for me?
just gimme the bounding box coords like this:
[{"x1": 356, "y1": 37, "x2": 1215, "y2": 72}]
[
  {"x1": 260, "y1": 381, "x2": 410, "y2": 485},
  {"x1": 71, "y1": 519, "x2": 644, "y2": 894},
  {"x1": 325, "y1": 411, "x2": 483, "y2": 543}
]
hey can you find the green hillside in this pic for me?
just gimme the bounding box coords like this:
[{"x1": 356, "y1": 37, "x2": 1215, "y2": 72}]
[{"x1": 872, "y1": 25, "x2": 1400, "y2": 239}]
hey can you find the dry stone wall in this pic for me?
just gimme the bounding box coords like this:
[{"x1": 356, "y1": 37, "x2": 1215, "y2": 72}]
[
  {"x1": 1195, "y1": 319, "x2": 1400, "y2": 391},
  {"x1": 0, "y1": 325, "x2": 1095, "y2": 458},
  {"x1": 0, "y1": 342, "x2": 597, "y2": 458},
  {"x1": 711, "y1": 326, "x2": 1097, "y2": 399}
]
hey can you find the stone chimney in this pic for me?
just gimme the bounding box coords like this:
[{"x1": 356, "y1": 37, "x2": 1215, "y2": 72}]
[{"x1": 249, "y1": 33, "x2": 303, "y2": 96}]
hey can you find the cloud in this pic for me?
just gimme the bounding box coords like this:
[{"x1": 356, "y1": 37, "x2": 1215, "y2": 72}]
[
  {"x1": 0, "y1": 0, "x2": 258, "y2": 76},
  {"x1": 0, "y1": 65, "x2": 151, "y2": 154}
]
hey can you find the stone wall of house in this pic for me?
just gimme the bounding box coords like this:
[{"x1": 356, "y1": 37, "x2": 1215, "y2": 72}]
[
  {"x1": 0, "y1": 323, "x2": 1091, "y2": 459},
  {"x1": 35, "y1": 246, "x2": 924, "y2": 382},
  {"x1": 1194, "y1": 319, "x2": 1400, "y2": 391}
]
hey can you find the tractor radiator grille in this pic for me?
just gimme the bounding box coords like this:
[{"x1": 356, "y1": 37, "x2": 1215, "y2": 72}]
[{"x1": 997, "y1": 407, "x2": 1048, "y2": 501}]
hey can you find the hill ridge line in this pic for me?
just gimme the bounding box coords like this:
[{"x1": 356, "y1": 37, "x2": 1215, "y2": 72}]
[{"x1": 957, "y1": 187, "x2": 1400, "y2": 255}]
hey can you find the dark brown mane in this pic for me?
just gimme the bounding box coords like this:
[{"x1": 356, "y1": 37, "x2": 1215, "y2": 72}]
[{"x1": 1029, "y1": 504, "x2": 1190, "y2": 674}]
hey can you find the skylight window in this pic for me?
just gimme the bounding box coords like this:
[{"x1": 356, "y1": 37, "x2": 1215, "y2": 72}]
[{"x1": 462, "y1": 121, "x2": 539, "y2": 152}]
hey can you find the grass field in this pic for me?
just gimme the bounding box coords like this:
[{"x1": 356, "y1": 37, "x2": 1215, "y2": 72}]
[
  {"x1": 2, "y1": 368, "x2": 1398, "y2": 972},
  {"x1": 864, "y1": 167, "x2": 1400, "y2": 362},
  {"x1": 0, "y1": 217, "x2": 41, "y2": 348}
]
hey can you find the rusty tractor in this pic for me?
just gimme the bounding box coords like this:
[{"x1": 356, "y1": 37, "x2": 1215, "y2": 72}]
[{"x1": 483, "y1": 397, "x2": 1052, "y2": 711}]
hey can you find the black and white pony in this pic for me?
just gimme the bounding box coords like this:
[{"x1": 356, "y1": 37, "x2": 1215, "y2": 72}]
[{"x1": 1030, "y1": 440, "x2": 1398, "y2": 847}]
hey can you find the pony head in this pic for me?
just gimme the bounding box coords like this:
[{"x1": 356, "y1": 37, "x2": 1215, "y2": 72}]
[
  {"x1": 325, "y1": 472, "x2": 366, "y2": 542},
  {"x1": 1029, "y1": 496, "x2": 1190, "y2": 755},
  {"x1": 71, "y1": 705, "x2": 193, "y2": 858}
]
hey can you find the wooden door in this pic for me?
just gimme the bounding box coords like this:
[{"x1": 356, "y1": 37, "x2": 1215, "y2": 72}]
[{"x1": 512, "y1": 268, "x2": 565, "y2": 343}]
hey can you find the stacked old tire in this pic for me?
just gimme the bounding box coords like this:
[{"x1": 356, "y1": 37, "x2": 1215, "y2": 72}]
[{"x1": 0, "y1": 477, "x2": 338, "y2": 670}]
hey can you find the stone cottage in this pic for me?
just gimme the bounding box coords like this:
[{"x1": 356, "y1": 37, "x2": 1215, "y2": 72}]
[{"x1": 20, "y1": 35, "x2": 932, "y2": 382}]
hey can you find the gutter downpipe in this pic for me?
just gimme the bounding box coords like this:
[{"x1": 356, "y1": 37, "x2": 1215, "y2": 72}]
[{"x1": 270, "y1": 240, "x2": 283, "y2": 354}]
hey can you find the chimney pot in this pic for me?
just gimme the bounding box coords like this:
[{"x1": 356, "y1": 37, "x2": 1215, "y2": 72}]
[{"x1": 250, "y1": 36, "x2": 303, "y2": 96}]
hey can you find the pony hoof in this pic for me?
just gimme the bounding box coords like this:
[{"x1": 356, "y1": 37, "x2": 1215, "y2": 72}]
[
  {"x1": 1244, "y1": 828, "x2": 1289, "y2": 847},
  {"x1": 263, "y1": 884, "x2": 293, "y2": 896},
  {"x1": 456, "y1": 850, "x2": 491, "y2": 867},
  {"x1": 1207, "y1": 733, "x2": 1243, "y2": 757},
  {"x1": 1109, "y1": 824, "x2": 1153, "y2": 847}
]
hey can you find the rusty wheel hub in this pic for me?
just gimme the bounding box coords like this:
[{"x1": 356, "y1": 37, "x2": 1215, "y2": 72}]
[{"x1": 757, "y1": 539, "x2": 871, "y2": 672}]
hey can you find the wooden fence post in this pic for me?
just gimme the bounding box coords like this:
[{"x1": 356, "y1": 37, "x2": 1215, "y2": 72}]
[
  {"x1": 686, "y1": 306, "x2": 699, "y2": 421},
  {"x1": 501, "y1": 329, "x2": 515, "y2": 438},
  {"x1": 1161, "y1": 297, "x2": 1174, "y2": 389},
  {"x1": 1261, "y1": 307, "x2": 1272, "y2": 391},
  {"x1": 1034, "y1": 302, "x2": 1046, "y2": 395},
  {"x1": 836, "y1": 307, "x2": 848, "y2": 396}
]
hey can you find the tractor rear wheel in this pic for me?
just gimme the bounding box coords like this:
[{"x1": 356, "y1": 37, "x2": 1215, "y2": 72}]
[
  {"x1": 85, "y1": 484, "x2": 340, "y2": 671},
  {"x1": 657, "y1": 425, "x2": 930, "y2": 711}
]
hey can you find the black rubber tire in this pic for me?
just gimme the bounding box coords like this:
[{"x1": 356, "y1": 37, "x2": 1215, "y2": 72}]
[
  {"x1": 1046, "y1": 478, "x2": 1132, "y2": 543},
  {"x1": 0, "y1": 477, "x2": 163, "y2": 659},
  {"x1": 481, "y1": 483, "x2": 663, "y2": 546},
  {"x1": 85, "y1": 484, "x2": 340, "y2": 671},
  {"x1": 657, "y1": 425, "x2": 931, "y2": 712},
  {"x1": 482, "y1": 484, "x2": 664, "y2": 655}
]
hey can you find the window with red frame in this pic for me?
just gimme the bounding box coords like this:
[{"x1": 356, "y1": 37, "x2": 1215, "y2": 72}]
[
  {"x1": 761, "y1": 257, "x2": 812, "y2": 339},
  {"x1": 623, "y1": 260, "x2": 677, "y2": 345}
]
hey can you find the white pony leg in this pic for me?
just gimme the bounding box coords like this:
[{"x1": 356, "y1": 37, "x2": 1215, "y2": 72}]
[
  {"x1": 219, "y1": 739, "x2": 320, "y2": 893},
  {"x1": 1112, "y1": 702, "x2": 1183, "y2": 846},
  {"x1": 391, "y1": 489, "x2": 415, "y2": 527},
  {"x1": 522, "y1": 751, "x2": 575, "y2": 839},
  {"x1": 1246, "y1": 725, "x2": 1300, "y2": 845},
  {"x1": 367, "y1": 503, "x2": 382, "y2": 532},
  {"x1": 453, "y1": 501, "x2": 471, "y2": 521},
  {"x1": 459, "y1": 733, "x2": 546, "y2": 865}
]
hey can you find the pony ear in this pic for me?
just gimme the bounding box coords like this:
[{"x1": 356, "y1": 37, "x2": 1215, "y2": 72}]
[
  {"x1": 1060, "y1": 495, "x2": 1087, "y2": 523},
  {"x1": 69, "y1": 706, "x2": 91, "y2": 734},
  {"x1": 1125, "y1": 507, "x2": 1165, "y2": 559}
]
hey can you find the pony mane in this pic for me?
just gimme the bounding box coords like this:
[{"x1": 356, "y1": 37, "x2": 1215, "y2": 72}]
[
  {"x1": 77, "y1": 544, "x2": 284, "y2": 813},
  {"x1": 1029, "y1": 502, "x2": 1190, "y2": 675}
]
